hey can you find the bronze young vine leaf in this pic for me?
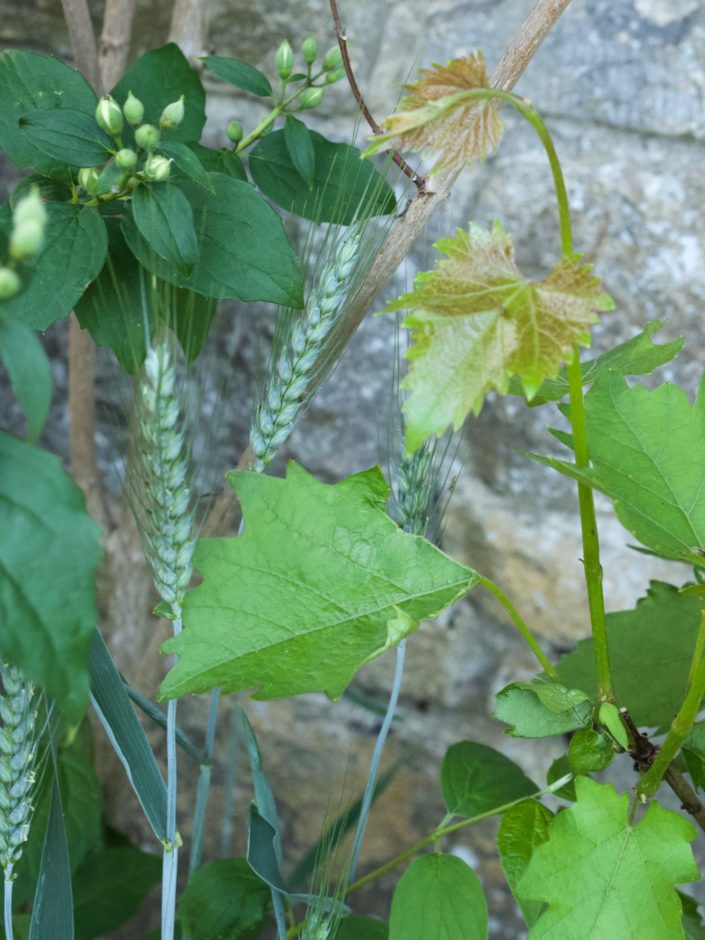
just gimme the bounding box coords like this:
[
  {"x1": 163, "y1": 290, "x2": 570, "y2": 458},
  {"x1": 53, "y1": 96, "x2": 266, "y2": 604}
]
[
  {"x1": 383, "y1": 220, "x2": 613, "y2": 450},
  {"x1": 518, "y1": 777, "x2": 699, "y2": 939},
  {"x1": 363, "y1": 53, "x2": 503, "y2": 173},
  {"x1": 160, "y1": 463, "x2": 477, "y2": 701}
]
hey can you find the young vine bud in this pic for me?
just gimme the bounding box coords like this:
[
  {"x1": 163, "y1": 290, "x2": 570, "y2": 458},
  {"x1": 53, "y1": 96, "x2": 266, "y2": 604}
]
[
  {"x1": 78, "y1": 167, "x2": 101, "y2": 194},
  {"x1": 10, "y1": 220, "x2": 44, "y2": 260},
  {"x1": 13, "y1": 187, "x2": 47, "y2": 230},
  {"x1": 322, "y1": 46, "x2": 343, "y2": 71},
  {"x1": 159, "y1": 96, "x2": 185, "y2": 131},
  {"x1": 123, "y1": 90, "x2": 145, "y2": 126},
  {"x1": 115, "y1": 148, "x2": 138, "y2": 171},
  {"x1": 275, "y1": 40, "x2": 294, "y2": 81},
  {"x1": 143, "y1": 154, "x2": 172, "y2": 182},
  {"x1": 302, "y1": 35, "x2": 317, "y2": 65},
  {"x1": 95, "y1": 95, "x2": 124, "y2": 137},
  {"x1": 299, "y1": 86, "x2": 324, "y2": 110},
  {"x1": 325, "y1": 66, "x2": 347, "y2": 84},
  {"x1": 0, "y1": 267, "x2": 20, "y2": 299},
  {"x1": 226, "y1": 120, "x2": 243, "y2": 143},
  {"x1": 134, "y1": 123, "x2": 161, "y2": 150}
]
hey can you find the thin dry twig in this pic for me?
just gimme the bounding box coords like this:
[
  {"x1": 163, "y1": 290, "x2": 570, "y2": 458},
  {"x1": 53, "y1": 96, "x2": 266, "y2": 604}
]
[
  {"x1": 329, "y1": 0, "x2": 426, "y2": 191},
  {"x1": 59, "y1": 0, "x2": 100, "y2": 90},
  {"x1": 99, "y1": 0, "x2": 136, "y2": 91},
  {"x1": 168, "y1": 0, "x2": 211, "y2": 63}
]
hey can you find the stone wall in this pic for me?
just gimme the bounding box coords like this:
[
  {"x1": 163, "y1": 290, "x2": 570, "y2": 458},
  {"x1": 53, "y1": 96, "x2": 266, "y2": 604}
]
[{"x1": 2, "y1": 1, "x2": 705, "y2": 935}]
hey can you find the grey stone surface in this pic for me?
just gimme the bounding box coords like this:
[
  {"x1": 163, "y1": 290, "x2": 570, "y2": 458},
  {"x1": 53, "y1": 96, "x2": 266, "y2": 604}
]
[{"x1": 2, "y1": 0, "x2": 705, "y2": 935}]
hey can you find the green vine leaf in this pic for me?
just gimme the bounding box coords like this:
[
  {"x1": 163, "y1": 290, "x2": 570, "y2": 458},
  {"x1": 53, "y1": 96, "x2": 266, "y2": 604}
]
[
  {"x1": 441, "y1": 741, "x2": 537, "y2": 818},
  {"x1": 518, "y1": 777, "x2": 699, "y2": 939},
  {"x1": 534, "y1": 373, "x2": 705, "y2": 565},
  {"x1": 384, "y1": 221, "x2": 612, "y2": 451},
  {"x1": 363, "y1": 54, "x2": 503, "y2": 173},
  {"x1": 494, "y1": 681, "x2": 591, "y2": 738},
  {"x1": 498, "y1": 800, "x2": 553, "y2": 928},
  {"x1": 160, "y1": 463, "x2": 477, "y2": 701},
  {"x1": 683, "y1": 723, "x2": 705, "y2": 792}
]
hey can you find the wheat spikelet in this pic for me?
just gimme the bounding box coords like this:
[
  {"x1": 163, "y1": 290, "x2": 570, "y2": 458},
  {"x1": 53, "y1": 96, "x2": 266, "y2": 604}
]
[
  {"x1": 0, "y1": 665, "x2": 39, "y2": 881},
  {"x1": 131, "y1": 338, "x2": 194, "y2": 609},
  {"x1": 250, "y1": 229, "x2": 361, "y2": 470}
]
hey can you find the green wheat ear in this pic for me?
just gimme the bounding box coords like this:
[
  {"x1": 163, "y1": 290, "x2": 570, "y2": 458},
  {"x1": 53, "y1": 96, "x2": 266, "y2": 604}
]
[
  {"x1": 0, "y1": 664, "x2": 40, "y2": 881},
  {"x1": 130, "y1": 337, "x2": 195, "y2": 611}
]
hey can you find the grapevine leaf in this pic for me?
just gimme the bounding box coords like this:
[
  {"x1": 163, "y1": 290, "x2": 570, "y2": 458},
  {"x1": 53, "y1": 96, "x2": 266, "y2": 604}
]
[
  {"x1": 567, "y1": 727, "x2": 614, "y2": 774},
  {"x1": 363, "y1": 54, "x2": 503, "y2": 173},
  {"x1": 497, "y1": 800, "x2": 553, "y2": 928},
  {"x1": 683, "y1": 722, "x2": 705, "y2": 792},
  {"x1": 518, "y1": 777, "x2": 699, "y2": 939},
  {"x1": 160, "y1": 463, "x2": 477, "y2": 701},
  {"x1": 494, "y1": 681, "x2": 592, "y2": 738},
  {"x1": 440, "y1": 741, "x2": 537, "y2": 818},
  {"x1": 0, "y1": 432, "x2": 101, "y2": 721},
  {"x1": 389, "y1": 854, "x2": 488, "y2": 940},
  {"x1": 534, "y1": 373, "x2": 705, "y2": 564},
  {"x1": 178, "y1": 858, "x2": 270, "y2": 940},
  {"x1": 557, "y1": 582, "x2": 703, "y2": 729},
  {"x1": 384, "y1": 221, "x2": 612, "y2": 451}
]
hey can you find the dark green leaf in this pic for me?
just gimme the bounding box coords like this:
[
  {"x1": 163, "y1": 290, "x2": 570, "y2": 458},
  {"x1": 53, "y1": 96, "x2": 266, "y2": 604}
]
[
  {"x1": 497, "y1": 800, "x2": 553, "y2": 928},
  {"x1": 249, "y1": 129, "x2": 396, "y2": 224},
  {"x1": 111, "y1": 44, "x2": 206, "y2": 144},
  {"x1": 247, "y1": 805, "x2": 290, "y2": 894},
  {"x1": 73, "y1": 845, "x2": 161, "y2": 940},
  {"x1": 201, "y1": 55, "x2": 273, "y2": 97},
  {"x1": 546, "y1": 756, "x2": 576, "y2": 801},
  {"x1": 681, "y1": 892, "x2": 705, "y2": 940},
  {"x1": 241, "y1": 710, "x2": 282, "y2": 860},
  {"x1": 0, "y1": 202, "x2": 107, "y2": 329},
  {"x1": 508, "y1": 321, "x2": 684, "y2": 405},
  {"x1": 29, "y1": 753, "x2": 74, "y2": 940},
  {"x1": 188, "y1": 143, "x2": 247, "y2": 181},
  {"x1": 389, "y1": 855, "x2": 488, "y2": 940},
  {"x1": 440, "y1": 741, "x2": 537, "y2": 818},
  {"x1": 567, "y1": 727, "x2": 615, "y2": 774},
  {"x1": 494, "y1": 682, "x2": 592, "y2": 738},
  {"x1": 0, "y1": 433, "x2": 101, "y2": 720},
  {"x1": 167, "y1": 285, "x2": 217, "y2": 364},
  {"x1": 557, "y1": 582, "x2": 703, "y2": 729},
  {"x1": 333, "y1": 918, "x2": 388, "y2": 940},
  {"x1": 179, "y1": 858, "x2": 270, "y2": 940},
  {"x1": 10, "y1": 173, "x2": 72, "y2": 208},
  {"x1": 0, "y1": 50, "x2": 97, "y2": 175},
  {"x1": 0, "y1": 316, "x2": 51, "y2": 440},
  {"x1": 159, "y1": 139, "x2": 216, "y2": 192},
  {"x1": 161, "y1": 464, "x2": 476, "y2": 701},
  {"x1": 123, "y1": 173, "x2": 303, "y2": 307},
  {"x1": 19, "y1": 108, "x2": 112, "y2": 167},
  {"x1": 89, "y1": 630, "x2": 167, "y2": 842},
  {"x1": 683, "y1": 723, "x2": 705, "y2": 791},
  {"x1": 132, "y1": 183, "x2": 199, "y2": 272},
  {"x1": 284, "y1": 116, "x2": 315, "y2": 188}
]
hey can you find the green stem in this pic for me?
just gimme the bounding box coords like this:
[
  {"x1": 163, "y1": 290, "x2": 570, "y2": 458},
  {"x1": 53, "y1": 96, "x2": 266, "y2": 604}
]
[
  {"x1": 4, "y1": 877, "x2": 13, "y2": 940},
  {"x1": 477, "y1": 576, "x2": 558, "y2": 680},
  {"x1": 638, "y1": 609, "x2": 705, "y2": 798},
  {"x1": 235, "y1": 70, "x2": 327, "y2": 154}
]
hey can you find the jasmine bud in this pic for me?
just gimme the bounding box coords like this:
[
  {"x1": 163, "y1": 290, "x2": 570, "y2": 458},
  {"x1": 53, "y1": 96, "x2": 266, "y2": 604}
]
[
  {"x1": 160, "y1": 96, "x2": 185, "y2": 131},
  {"x1": 302, "y1": 35, "x2": 317, "y2": 65},
  {"x1": 144, "y1": 154, "x2": 172, "y2": 182},
  {"x1": 325, "y1": 66, "x2": 346, "y2": 84},
  {"x1": 134, "y1": 123, "x2": 161, "y2": 150},
  {"x1": 0, "y1": 267, "x2": 20, "y2": 299},
  {"x1": 299, "y1": 86, "x2": 324, "y2": 110},
  {"x1": 123, "y1": 91, "x2": 145, "y2": 126},
  {"x1": 78, "y1": 167, "x2": 100, "y2": 194},
  {"x1": 13, "y1": 188, "x2": 47, "y2": 230},
  {"x1": 275, "y1": 40, "x2": 294, "y2": 81},
  {"x1": 95, "y1": 95, "x2": 123, "y2": 136},
  {"x1": 226, "y1": 120, "x2": 243, "y2": 143},
  {"x1": 10, "y1": 220, "x2": 44, "y2": 260},
  {"x1": 322, "y1": 46, "x2": 343, "y2": 71},
  {"x1": 115, "y1": 148, "x2": 138, "y2": 171}
]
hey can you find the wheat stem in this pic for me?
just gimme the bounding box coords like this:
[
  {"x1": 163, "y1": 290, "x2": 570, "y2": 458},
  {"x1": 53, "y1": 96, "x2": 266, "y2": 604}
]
[{"x1": 251, "y1": 230, "x2": 361, "y2": 469}]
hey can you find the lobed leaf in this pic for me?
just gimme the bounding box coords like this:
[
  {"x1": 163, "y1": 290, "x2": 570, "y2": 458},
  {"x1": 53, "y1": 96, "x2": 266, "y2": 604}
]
[
  {"x1": 160, "y1": 463, "x2": 477, "y2": 701},
  {"x1": 385, "y1": 221, "x2": 612, "y2": 451},
  {"x1": 178, "y1": 858, "x2": 270, "y2": 940},
  {"x1": 498, "y1": 800, "x2": 553, "y2": 928},
  {"x1": 494, "y1": 681, "x2": 591, "y2": 738}
]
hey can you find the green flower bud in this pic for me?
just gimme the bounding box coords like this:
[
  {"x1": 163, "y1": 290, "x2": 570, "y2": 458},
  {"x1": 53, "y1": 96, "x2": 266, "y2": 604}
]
[
  {"x1": 10, "y1": 220, "x2": 44, "y2": 260},
  {"x1": 275, "y1": 39, "x2": 294, "y2": 81},
  {"x1": 123, "y1": 91, "x2": 145, "y2": 126},
  {"x1": 226, "y1": 120, "x2": 243, "y2": 144},
  {"x1": 299, "y1": 86, "x2": 324, "y2": 110},
  {"x1": 322, "y1": 45, "x2": 343, "y2": 71},
  {"x1": 0, "y1": 267, "x2": 20, "y2": 299},
  {"x1": 115, "y1": 148, "x2": 138, "y2": 171},
  {"x1": 13, "y1": 187, "x2": 47, "y2": 230},
  {"x1": 143, "y1": 154, "x2": 172, "y2": 182},
  {"x1": 78, "y1": 167, "x2": 101, "y2": 194},
  {"x1": 302, "y1": 35, "x2": 317, "y2": 65},
  {"x1": 134, "y1": 123, "x2": 161, "y2": 150},
  {"x1": 160, "y1": 96, "x2": 185, "y2": 131},
  {"x1": 95, "y1": 94, "x2": 123, "y2": 136},
  {"x1": 325, "y1": 66, "x2": 346, "y2": 84}
]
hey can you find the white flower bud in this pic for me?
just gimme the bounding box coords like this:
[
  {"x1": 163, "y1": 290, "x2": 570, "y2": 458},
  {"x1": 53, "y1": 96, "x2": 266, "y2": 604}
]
[
  {"x1": 123, "y1": 91, "x2": 145, "y2": 126},
  {"x1": 134, "y1": 124, "x2": 161, "y2": 150},
  {"x1": 95, "y1": 95, "x2": 123, "y2": 136},
  {"x1": 160, "y1": 96, "x2": 185, "y2": 131},
  {"x1": 0, "y1": 267, "x2": 20, "y2": 299},
  {"x1": 143, "y1": 154, "x2": 172, "y2": 182}
]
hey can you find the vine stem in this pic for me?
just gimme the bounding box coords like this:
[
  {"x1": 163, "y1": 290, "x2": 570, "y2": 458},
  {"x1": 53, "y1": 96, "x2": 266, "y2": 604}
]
[
  {"x1": 4, "y1": 878, "x2": 12, "y2": 940},
  {"x1": 477, "y1": 576, "x2": 558, "y2": 679},
  {"x1": 638, "y1": 609, "x2": 705, "y2": 798},
  {"x1": 161, "y1": 607, "x2": 182, "y2": 940},
  {"x1": 347, "y1": 639, "x2": 407, "y2": 882}
]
